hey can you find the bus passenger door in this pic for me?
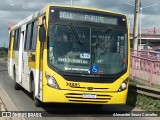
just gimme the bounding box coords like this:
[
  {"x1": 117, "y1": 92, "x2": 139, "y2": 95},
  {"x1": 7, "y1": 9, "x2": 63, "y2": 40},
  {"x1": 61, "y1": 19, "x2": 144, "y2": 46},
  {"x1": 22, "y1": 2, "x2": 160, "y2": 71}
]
[
  {"x1": 18, "y1": 25, "x2": 26, "y2": 84},
  {"x1": 28, "y1": 20, "x2": 39, "y2": 95},
  {"x1": 21, "y1": 23, "x2": 31, "y2": 91}
]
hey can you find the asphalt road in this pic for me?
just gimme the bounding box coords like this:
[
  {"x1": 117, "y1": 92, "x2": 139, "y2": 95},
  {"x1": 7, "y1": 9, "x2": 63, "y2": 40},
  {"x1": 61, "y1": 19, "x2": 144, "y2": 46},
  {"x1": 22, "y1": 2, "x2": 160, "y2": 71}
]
[{"x1": 0, "y1": 62, "x2": 158, "y2": 120}]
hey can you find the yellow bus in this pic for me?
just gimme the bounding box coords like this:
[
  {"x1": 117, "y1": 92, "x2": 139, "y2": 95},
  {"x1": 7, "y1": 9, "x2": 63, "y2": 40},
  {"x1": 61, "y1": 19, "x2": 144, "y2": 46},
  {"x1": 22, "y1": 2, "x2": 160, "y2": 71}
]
[{"x1": 8, "y1": 5, "x2": 130, "y2": 107}]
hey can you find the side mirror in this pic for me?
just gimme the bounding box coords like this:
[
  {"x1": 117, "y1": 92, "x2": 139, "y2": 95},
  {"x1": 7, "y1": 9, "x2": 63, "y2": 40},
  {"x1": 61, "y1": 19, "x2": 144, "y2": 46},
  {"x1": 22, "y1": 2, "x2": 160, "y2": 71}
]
[{"x1": 39, "y1": 26, "x2": 46, "y2": 42}]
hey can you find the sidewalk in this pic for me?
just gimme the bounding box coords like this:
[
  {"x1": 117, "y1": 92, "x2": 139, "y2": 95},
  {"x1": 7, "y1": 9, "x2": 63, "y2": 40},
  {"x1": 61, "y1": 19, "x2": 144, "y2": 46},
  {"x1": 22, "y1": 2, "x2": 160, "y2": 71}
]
[
  {"x1": 0, "y1": 97, "x2": 6, "y2": 111},
  {"x1": 0, "y1": 58, "x2": 23, "y2": 120},
  {"x1": 0, "y1": 58, "x2": 6, "y2": 62},
  {"x1": 0, "y1": 58, "x2": 8, "y2": 113},
  {"x1": 0, "y1": 85, "x2": 23, "y2": 120}
]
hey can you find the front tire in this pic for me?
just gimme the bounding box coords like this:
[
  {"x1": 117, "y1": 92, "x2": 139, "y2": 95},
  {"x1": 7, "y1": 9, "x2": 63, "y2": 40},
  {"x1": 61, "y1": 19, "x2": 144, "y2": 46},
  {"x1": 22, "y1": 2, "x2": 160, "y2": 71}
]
[
  {"x1": 32, "y1": 80, "x2": 42, "y2": 107},
  {"x1": 34, "y1": 96, "x2": 42, "y2": 107},
  {"x1": 13, "y1": 69, "x2": 21, "y2": 90}
]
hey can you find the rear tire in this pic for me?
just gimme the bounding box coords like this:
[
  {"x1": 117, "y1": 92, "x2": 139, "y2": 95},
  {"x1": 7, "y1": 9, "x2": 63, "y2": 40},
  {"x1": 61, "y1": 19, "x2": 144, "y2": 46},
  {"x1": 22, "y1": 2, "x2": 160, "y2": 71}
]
[
  {"x1": 32, "y1": 80, "x2": 42, "y2": 107},
  {"x1": 13, "y1": 69, "x2": 21, "y2": 90}
]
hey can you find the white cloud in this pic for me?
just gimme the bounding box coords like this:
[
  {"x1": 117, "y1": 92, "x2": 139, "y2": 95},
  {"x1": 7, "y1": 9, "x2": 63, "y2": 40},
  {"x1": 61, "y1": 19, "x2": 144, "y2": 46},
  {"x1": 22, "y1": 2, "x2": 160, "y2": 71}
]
[{"x1": 0, "y1": 0, "x2": 160, "y2": 47}]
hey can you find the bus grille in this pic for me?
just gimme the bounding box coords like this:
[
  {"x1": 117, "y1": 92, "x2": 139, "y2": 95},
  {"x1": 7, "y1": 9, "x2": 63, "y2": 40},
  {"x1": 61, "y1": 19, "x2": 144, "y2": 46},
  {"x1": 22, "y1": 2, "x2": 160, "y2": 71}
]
[{"x1": 65, "y1": 93, "x2": 112, "y2": 103}]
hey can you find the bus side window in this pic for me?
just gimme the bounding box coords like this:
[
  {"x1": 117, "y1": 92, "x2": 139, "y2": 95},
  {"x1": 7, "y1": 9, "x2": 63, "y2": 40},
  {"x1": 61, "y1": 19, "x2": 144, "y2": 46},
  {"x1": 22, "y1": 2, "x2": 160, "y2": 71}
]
[
  {"x1": 17, "y1": 28, "x2": 21, "y2": 50},
  {"x1": 9, "y1": 31, "x2": 12, "y2": 51},
  {"x1": 30, "y1": 20, "x2": 38, "y2": 50},
  {"x1": 24, "y1": 23, "x2": 32, "y2": 51},
  {"x1": 13, "y1": 28, "x2": 21, "y2": 51},
  {"x1": 13, "y1": 30, "x2": 17, "y2": 51}
]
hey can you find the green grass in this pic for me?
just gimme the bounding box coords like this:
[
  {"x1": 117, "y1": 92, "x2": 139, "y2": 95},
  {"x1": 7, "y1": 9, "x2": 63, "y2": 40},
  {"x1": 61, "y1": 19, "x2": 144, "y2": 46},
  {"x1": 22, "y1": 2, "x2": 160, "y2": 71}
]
[
  {"x1": 3, "y1": 58, "x2": 7, "y2": 61},
  {"x1": 128, "y1": 78, "x2": 160, "y2": 111},
  {"x1": 127, "y1": 92, "x2": 160, "y2": 111},
  {"x1": 0, "y1": 54, "x2": 7, "y2": 58},
  {"x1": 0, "y1": 54, "x2": 7, "y2": 61}
]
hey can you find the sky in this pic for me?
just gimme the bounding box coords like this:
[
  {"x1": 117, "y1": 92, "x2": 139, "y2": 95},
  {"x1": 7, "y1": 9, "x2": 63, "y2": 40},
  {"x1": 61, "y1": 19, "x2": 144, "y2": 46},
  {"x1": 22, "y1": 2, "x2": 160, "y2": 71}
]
[{"x1": 0, "y1": 0, "x2": 160, "y2": 47}]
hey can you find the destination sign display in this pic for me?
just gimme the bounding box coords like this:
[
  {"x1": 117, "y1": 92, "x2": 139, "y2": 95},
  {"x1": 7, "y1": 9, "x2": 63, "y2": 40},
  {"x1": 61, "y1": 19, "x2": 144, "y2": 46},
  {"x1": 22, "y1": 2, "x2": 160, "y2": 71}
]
[{"x1": 59, "y1": 11, "x2": 118, "y2": 25}]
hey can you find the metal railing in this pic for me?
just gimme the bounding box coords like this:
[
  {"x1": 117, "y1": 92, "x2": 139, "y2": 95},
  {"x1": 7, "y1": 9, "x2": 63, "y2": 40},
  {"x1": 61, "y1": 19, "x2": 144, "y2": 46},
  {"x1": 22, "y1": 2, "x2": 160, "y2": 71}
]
[
  {"x1": 130, "y1": 28, "x2": 160, "y2": 35},
  {"x1": 129, "y1": 84, "x2": 160, "y2": 99},
  {"x1": 130, "y1": 49, "x2": 160, "y2": 85}
]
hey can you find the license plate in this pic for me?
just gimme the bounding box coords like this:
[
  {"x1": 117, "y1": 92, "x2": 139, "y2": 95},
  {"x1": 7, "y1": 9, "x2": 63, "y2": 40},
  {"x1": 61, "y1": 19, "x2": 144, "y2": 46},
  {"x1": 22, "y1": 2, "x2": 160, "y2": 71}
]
[{"x1": 83, "y1": 94, "x2": 97, "y2": 98}]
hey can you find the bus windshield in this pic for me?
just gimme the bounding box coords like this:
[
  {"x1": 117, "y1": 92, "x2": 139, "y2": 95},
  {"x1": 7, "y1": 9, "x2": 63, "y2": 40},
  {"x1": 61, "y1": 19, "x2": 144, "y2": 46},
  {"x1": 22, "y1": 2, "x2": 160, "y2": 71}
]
[{"x1": 48, "y1": 24, "x2": 127, "y2": 75}]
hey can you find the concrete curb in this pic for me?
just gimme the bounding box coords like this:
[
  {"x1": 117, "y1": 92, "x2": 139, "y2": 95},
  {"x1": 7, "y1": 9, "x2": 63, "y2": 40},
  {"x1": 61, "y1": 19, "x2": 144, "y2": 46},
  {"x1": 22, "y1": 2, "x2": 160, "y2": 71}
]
[
  {"x1": 0, "y1": 98, "x2": 6, "y2": 111},
  {"x1": 0, "y1": 85, "x2": 24, "y2": 120}
]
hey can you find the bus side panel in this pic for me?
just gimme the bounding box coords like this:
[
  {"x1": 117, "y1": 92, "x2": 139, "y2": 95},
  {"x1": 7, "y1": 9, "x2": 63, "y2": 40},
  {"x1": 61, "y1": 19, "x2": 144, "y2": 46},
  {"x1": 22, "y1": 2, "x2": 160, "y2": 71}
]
[
  {"x1": 28, "y1": 19, "x2": 42, "y2": 99},
  {"x1": 15, "y1": 51, "x2": 19, "y2": 83},
  {"x1": 22, "y1": 51, "x2": 30, "y2": 91},
  {"x1": 18, "y1": 30, "x2": 24, "y2": 84},
  {"x1": 8, "y1": 32, "x2": 14, "y2": 78},
  {"x1": 11, "y1": 51, "x2": 15, "y2": 80}
]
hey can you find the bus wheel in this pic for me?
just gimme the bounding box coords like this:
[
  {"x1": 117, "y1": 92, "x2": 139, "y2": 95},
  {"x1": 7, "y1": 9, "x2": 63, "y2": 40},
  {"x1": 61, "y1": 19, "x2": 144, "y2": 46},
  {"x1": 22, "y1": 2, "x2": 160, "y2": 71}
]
[
  {"x1": 32, "y1": 80, "x2": 42, "y2": 107},
  {"x1": 13, "y1": 70, "x2": 21, "y2": 90}
]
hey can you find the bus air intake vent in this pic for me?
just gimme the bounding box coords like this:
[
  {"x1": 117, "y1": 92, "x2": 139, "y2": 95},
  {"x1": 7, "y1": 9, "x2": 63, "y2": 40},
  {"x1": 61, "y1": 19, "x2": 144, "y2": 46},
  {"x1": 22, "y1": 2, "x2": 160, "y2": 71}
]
[{"x1": 65, "y1": 93, "x2": 112, "y2": 103}]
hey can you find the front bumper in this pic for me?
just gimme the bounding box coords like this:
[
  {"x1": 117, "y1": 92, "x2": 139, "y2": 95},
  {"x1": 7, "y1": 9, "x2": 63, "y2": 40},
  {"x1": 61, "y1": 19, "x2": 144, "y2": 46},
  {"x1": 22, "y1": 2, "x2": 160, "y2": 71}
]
[{"x1": 43, "y1": 85, "x2": 128, "y2": 104}]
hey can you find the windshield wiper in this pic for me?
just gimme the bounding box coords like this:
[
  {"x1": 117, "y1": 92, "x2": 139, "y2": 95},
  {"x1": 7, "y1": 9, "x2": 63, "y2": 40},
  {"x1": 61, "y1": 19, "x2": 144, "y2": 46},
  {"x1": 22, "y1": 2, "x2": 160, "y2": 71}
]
[
  {"x1": 104, "y1": 27, "x2": 112, "y2": 35},
  {"x1": 92, "y1": 27, "x2": 112, "y2": 47},
  {"x1": 92, "y1": 27, "x2": 112, "y2": 60},
  {"x1": 68, "y1": 23, "x2": 83, "y2": 44}
]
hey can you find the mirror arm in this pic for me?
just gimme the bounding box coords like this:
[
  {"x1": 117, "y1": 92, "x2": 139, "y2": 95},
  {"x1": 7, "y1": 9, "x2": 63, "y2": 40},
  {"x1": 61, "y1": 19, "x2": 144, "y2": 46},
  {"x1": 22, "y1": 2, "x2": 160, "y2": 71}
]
[{"x1": 39, "y1": 25, "x2": 46, "y2": 43}]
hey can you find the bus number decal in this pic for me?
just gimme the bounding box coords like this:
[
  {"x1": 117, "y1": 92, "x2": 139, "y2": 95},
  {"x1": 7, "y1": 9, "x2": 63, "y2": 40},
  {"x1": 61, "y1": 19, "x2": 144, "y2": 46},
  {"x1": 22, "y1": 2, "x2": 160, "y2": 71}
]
[
  {"x1": 66, "y1": 82, "x2": 80, "y2": 88},
  {"x1": 80, "y1": 53, "x2": 90, "y2": 59}
]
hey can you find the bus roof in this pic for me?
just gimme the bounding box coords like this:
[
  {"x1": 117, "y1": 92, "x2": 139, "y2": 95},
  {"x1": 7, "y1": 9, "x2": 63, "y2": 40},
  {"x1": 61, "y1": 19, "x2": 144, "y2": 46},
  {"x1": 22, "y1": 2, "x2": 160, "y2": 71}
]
[
  {"x1": 51, "y1": 4, "x2": 126, "y2": 16},
  {"x1": 10, "y1": 4, "x2": 127, "y2": 31}
]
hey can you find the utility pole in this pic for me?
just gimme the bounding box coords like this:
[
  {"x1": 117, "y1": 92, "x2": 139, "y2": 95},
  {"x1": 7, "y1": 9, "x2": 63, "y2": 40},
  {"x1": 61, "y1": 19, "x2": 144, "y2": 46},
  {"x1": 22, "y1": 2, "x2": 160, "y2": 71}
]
[
  {"x1": 71, "y1": 0, "x2": 73, "y2": 6},
  {"x1": 133, "y1": 0, "x2": 140, "y2": 50}
]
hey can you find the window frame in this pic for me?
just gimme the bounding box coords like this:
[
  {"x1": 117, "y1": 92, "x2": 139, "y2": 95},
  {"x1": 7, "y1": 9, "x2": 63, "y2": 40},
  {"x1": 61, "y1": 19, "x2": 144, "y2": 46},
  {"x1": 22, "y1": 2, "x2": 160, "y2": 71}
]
[
  {"x1": 30, "y1": 20, "x2": 38, "y2": 51},
  {"x1": 13, "y1": 30, "x2": 17, "y2": 50},
  {"x1": 24, "y1": 23, "x2": 33, "y2": 51},
  {"x1": 13, "y1": 28, "x2": 21, "y2": 51},
  {"x1": 8, "y1": 31, "x2": 12, "y2": 51}
]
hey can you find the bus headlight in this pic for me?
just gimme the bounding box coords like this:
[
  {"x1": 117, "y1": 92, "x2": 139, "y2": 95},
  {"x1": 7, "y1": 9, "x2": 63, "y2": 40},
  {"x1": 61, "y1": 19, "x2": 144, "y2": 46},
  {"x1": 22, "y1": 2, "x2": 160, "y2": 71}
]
[
  {"x1": 118, "y1": 79, "x2": 128, "y2": 92},
  {"x1": 45, "y1": 72, "x2": 60, "y2": 89}
]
